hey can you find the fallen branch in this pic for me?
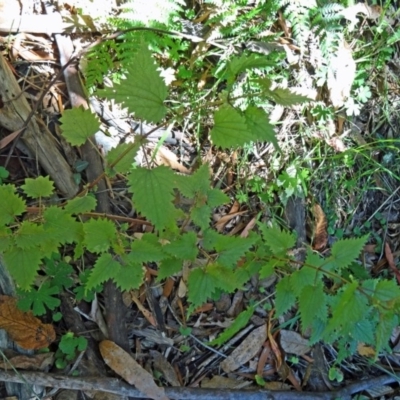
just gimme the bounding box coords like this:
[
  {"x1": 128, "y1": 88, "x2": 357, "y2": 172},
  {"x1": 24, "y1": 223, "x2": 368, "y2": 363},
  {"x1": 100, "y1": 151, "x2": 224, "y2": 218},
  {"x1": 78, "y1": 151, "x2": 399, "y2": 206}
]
[{"x1": 0, "y1": 370, "x2": 398, "y2": 400}]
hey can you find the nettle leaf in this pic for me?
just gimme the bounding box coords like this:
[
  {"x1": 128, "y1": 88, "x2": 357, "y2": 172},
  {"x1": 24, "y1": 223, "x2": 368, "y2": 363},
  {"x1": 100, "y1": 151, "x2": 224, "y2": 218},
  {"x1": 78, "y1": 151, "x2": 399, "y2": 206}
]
[
  {"x1": 128, "y1": 166, "x2": 180, "y2": 230},
  {"x1": 99, "y1": 43, "x2": 167, "y2": 123},
  {"x1": 17, "y1": 282, "x2": 60, "y2": 316},
  {"x1": 0, "y1": 185, "x2": 26, "y2": 225},
  {"x1": 43, "y1": 207, "x2": 81, "y2": 245},
  {"x1": 329, "y1": 235, "x2": 368, "y2": 271},
  {"x1": 209, "y1": 306, "x2": 255, "y2": 346},
  {"x1": 376, "y1": 312, "x2": 398, "y2": 354},
  {"x1": 106, "y1": 142, "x2": 140, "y2": 177},
  {"x1": 83, "y1": 219, "x2": 117, "y2": 253},
  {"x1": 21, "y1": 176, "x2": 54, "y2": 198},
  {"x1": 86, "y1": 253, "x2": 121, "y2": 290},
  {"x1": 256, "y1": 78, "x2": 312, "y2": 106},
  {"x1": 259, "y1": 224, "x2": 296, "y2": 256},
  {"x1": 175, "y1": 163, "x2": 211, "y2": 198},
  {"x1": 207, "y1": 188, "x2": 229, "y2": 207},
  {"x1": 298, "y1": 284, "x2": 327, "y2": 330},
  {"x1": 14, "y1": 221, "x2": 47, "y2": 249},
  {"x1": 244, "y1": 107, "x2": 278, "y2": 150},
  {"x1": 275, "y1": 275, "x2": 296, "y2": 316},
  {"x1": 187, "y1": 268, "x2": 217, "y2": 314},
  {"x1": 374, "y1": 279, "x2": 400, "y2": 303},
  {"x1": 259, "y1": 258, "x2": 281, "y2": 279},
  {"x1": 157, "y1": 257, "x2": 182, "y2": 281},
  {"x1": 210, "y1": 104, "x2": 254, "y2": 148},
  {"x1": 163, "y1": 232, "x2": 198, "y2": 260},
  {"x1": 290, "y1": 266, "x2": 319, "y2": 297},
  {"x1": 130, "y1": 237, "x2": 165, "y2": 262},
  {"x1": 64, "y1": 196, "x2": 97, "y2": 215},
  {"x1": 113, "y1": 259, "x2": 144, "y2": 291},
  {"x1": 60, "y1": 106, "x2": 100, "y2": 146},
  {"x1": 206, "y1": 264, "x2": 240, "y2": 292},
  {"x1": 3, "y1": 246, "x2": 42, "y2": 289},
  {"x1": 0, "y1": 227, "x2": 12, "y2": 252},
  {"x1": 191, "y1": 205, "x2": 212, "y2": 230}
]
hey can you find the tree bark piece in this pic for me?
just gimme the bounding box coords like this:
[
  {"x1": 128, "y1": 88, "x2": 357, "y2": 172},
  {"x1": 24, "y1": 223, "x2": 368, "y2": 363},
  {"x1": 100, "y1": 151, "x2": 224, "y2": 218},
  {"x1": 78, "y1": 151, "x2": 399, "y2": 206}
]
[{"x1": 0, "y1": 53, "x2": 79, "y2": 198}]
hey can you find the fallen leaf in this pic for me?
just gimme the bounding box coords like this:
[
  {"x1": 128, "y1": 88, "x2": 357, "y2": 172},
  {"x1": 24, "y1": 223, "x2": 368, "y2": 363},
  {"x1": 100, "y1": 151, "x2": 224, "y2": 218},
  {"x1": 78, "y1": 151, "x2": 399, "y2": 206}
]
[
  {"x1": 150, "y1": 350, "x2": 180, "y2": 387},
  {"x1": 311, "y1": 204, "x2": 328, "y2": 251},
  {"x1": 99, "y1": 340, "x2": 169, "y2": 400},
  {"x1": 0, "y1": 351, "x2": 54, "y2": 370},
  {"x1": 0, "y1": 296, "x2": 55, "y2": 350},
  {"x1": 357, "y1": 343, "x2": 375, "y2": 358},
  {"x1": 384, "y1": 242, "x2": 400, "y2": 284},
  {"x1": 221, "y1": 324, "x2": 267, "y2": 373},
  {"x1": 280, "y1": 330, "x2": 310, "y2": 356}
]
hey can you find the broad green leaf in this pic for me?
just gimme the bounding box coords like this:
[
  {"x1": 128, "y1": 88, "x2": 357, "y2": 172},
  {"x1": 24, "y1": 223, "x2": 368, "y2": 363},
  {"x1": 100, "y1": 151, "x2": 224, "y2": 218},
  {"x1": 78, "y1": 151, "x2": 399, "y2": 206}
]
[
  {"x1": 298, "y1": 284, "x2": 327, "y2": 330},
  {"x1": 21, "y1": 176, "x2": 54, "y2": 198},
  {"x1": 43, "y1": 206, "x2": 81, "y2": 245},
  {"x1": 191, "y1": 205, "x2": 212, "y2": 230},
  {"x1": 17, "y1": 282, "x2": 60, "y2": 316},
  {"x1": 14, "y1": 221, "x2": 46, "y2": 249},
  {"x1": 130, "y1": 239, "x2": 165, "y2": 262},
  {"x1": 376, "y1": 312, "x2": 398, "y2": 354},
  {"x1": 83, "y1": 219, "x2": 117, "y2": 253},
  {"x1": 187, "y1": 267, "x2": 217, "y2": 314},
  {"x1": 113, "y1": 261, "x2": 144, "y2": 291},
  {"x1": 290, "y1": 266, "x2": 319, "y2": 296},
  {"x1": 99, "y1": 43, "x2": 167, "y2": 123},
  {"x1": 244, "y1": 107, "x2": 279, "y2": 150},
  {"x1": 45, "y1": 256, "x2": 74, "y2": 290},
  {"x1": 175, "y1": 163, "x2": 210, "y2": 198},
  {"x1": 258, "y1": 224, "x2": 296, "y2": 256},
  {"x1": 259, "y1": 259, "x2": 281, "y2": 279},
  {"x1": 157, "y1": 257, "x2": 182, "y2": 280},
  {"x1": 206, "y1": 264, "x2": 240, "y2": 293},
  {"x1": 209, "y1": 306, "x2": 255, "y2": 346},
  {"x1": 3, "y1": 246, "x2": 42, "y2": 289},
  {"x1": 329, "y1": 235, "x2": 368, "y2": 271},
  {"x1": 163, "y1": 232, "x2": 198, "y2": 260},
  {"x1": 0, "y1": 227, "x2": 12, "y2": 252},
  {"x1": 373, "y1": 279, "x2": 400, "y2": 303},
  {"x1": 207, "y1": 188, "x2": 229, "y2": 207},
  {"x1": 128, "y1": 166, "x2": 180, "y2": 230},
  {"x1": 64, "y1": 196, "x2": 97, "y2": 215},
  {"x1": 60, "y1": 106, "x2": 100, "y2": 146},
  {"x1": 351, "y1": 319, "x2": 374, "y2": 344},
  {"x1": 0, "y1": 185, "x2": 26, "y2": 225},
  {"x1": 256, "y1": 78, "x2": 313, "y2": 106},
  {"x1": 275, "y1": 276, "x2": 296, "y2": 316},
  {"x1": 105, "y1": 142, "x2": 140, "y2": 177},
  {"x1": 210, "y1": 105, "x2": 254, "y2": 148},
  {"x1": 86, "y1": 253, "x2": 121, "y2": 290}
]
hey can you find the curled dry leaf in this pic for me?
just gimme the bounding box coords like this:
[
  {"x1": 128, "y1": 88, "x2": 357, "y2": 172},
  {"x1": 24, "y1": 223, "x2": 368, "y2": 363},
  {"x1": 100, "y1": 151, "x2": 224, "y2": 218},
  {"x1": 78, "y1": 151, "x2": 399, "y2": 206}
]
[
  {"x1": 99, "y1": 340, "x2": 169, "y2": 400},
  {"x1": 0, "y1": 295, "x2": 55, "y2": 350},
  {"x1": 0, "y1": 352, "x2": 54, "y2": 370},
  {"x1": 311, "y1": 203, "x2": 328, "y2": 251},
  {"x1": 280, "y1": 330, "x2": 310, "y2": 356}
]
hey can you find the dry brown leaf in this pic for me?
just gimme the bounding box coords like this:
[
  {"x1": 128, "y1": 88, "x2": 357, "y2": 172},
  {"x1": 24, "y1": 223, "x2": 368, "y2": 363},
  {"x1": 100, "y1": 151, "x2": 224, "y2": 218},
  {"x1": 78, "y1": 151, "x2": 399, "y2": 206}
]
[
  {"x1": 357, "y1": 343, "x2": 376, "y2": 358},
  {"x1": 154, "y1": 146, "x2": 190, "y2": 174},
  {"x1": 0, "y1": 296, "x2": 55, "y2": 350},
  {"x1": 312, "y1": 204, "x2": 328, "y2": 251},
  {"x1": 0, "y1": 351, "x2": 54, "y2": 370},
  {"x1": 280, "y1": 330, "x2": 310, "y2": 356},
  {"x1": 150, "y1": 350, "x2": 180, "y2": 387},
  {"x1": 220, "y1": 324, "x2": 267, "y2": 373},
  {"x1": 100, "y1": 340, "x2": 169, "y2": 400}
]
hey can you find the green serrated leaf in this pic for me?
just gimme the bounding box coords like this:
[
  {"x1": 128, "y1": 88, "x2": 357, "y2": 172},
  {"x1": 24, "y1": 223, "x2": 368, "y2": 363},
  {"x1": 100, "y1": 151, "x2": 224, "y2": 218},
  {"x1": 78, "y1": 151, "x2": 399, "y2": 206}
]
[
  {"x1": 298, "y1": 284, "x2": 327, "y2": 330},
  {"x1": 106, "y1": 142, "x2": 140, "y2": 177},
  {"x1": 112, "y1": 260, "x2": 144, "y2": 291},
  {"x1": 99, "y1": 43, "x2": 167, "y2": 123},
  {"x1": 206, "y1": 264, "x2": 241, "y2": 293},
  {"x1": 45, "y1": 257, "x2": 74, "y2": 290},
  {"x1": 14, "y1": 221, "x2": 46, "y2": 249},
  {"x1": 259, "y1": 259, "x2": 280, "y2": 279},
  {"x1": 227, "y1": 53, "x2": 275, "y2": 83},
  {"x1": 64, "y1": 196, "x2": 97, "y2": 215},
  {"x1": 128, "y1": 166, "x2": 180, "y2": 230},
  {"x1": 157, "y1": 257, "x2": 182, "y2": 281},
  {"x1": 373, "y1": 279, "x2": 400, "y2": 303},
  {"x1": 258, "y1": 224, "x2": 296, "y2": 256},
  {"x1": 3, "y1": 246, "x2": 42, "y2": 289},
  {"x1": 275, "y1": 276, "x2": 296, "y2": 316},
  {"x1": 163, "y1": 232, "x2": 198, "y2": 260},
  {"x1": 130, "y1": 238, "x2": 165, "y2": 262},
  {"x1": 207, "y1": 188, "x2": 229, "y2": 207},
  {"x1": 17, "y1": 282, "x2": 60, "y2": 316},
  {"x1": 86, "y1": 253, "x2": 121, "y2": 290},
  {"x1": 0, "y1": 227, "x2": 12, "y2": 252},
  {"x1": 290, "y1": 266, "x2": 319, "y2": 297},
  {"x1": 210, "y1": 104, "x2": 255, "y2": 148},
  {"x1": 175, "y1": 163, "x2": 211, "y2": 198},
  {"x1": 83, "y1": 218, "x2": 117, "y2": 253},
  {"x1": 187, "y1": 267, "x2": 217, "y2": 314},
  {"x1": 244, "y1": 107, "x2": 279, "y2": 150},
  {"x1": 60, "y1": 107, "x2": 100, "y2": 146},
  {"x1": 209, "y1": 306, "x2": 255, "y2": 346},
  {"x1": 0, "y1": 185, "x2": 26, "y2": 225},
  {"x1": 376, "y1": 312, "x2": 398, "y2": 354},
  {"x1": 329, "y1": 235, "x2": 368, "y2": 271},
  {"x1": 21, "y1": 176, "x2": 54, "y2": 198},
  {"x1": 43, "y1": 207, "x2": 81, "y2": 245},
  {"x1": 191, "y1": 204, "x2": 212, "y2": 230}
]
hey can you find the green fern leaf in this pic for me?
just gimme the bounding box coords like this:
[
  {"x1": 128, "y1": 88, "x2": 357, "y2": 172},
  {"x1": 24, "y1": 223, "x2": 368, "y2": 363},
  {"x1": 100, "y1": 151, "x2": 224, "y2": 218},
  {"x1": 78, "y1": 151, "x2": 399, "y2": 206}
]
[
  {"x1": 99, "y1": 43, "x2": 167, "y2": 123},
  {"x1": 275, "y1": 275, "x2": 296, "y2": 316},
  {"x1": 209, "y1": 306, "x2": 255, "y2": 346},
  {"x1": 60, "y1": 106, "x2": 100, "y2": 146},
  {"x1": 86, "y1": 253, "x2": 121, "y2": 290},
  {"x1": 128, "y1": 166, "x2": 181, "y2": 230},
  {"x1": 258, "y1": 224, "x2": 296, "y2": 256},
  {"x1": 328, "y1": 235, "x2": 368, "y2": 271},
  {"x1": 21, "y1": 176, "x2": 54, "y2": 198},
  {"x1": 2, "y1": 246, "x2": 42, "y2": 289},
  {"x1": 298, "y1": 284, "x2": 327, "y2": 330},
  {"x1": 83, "y1": 219, "x2": 117, "y2": 253},
  {"x1": 0, "y1": 185, "x2": 26, "y2": 225}
]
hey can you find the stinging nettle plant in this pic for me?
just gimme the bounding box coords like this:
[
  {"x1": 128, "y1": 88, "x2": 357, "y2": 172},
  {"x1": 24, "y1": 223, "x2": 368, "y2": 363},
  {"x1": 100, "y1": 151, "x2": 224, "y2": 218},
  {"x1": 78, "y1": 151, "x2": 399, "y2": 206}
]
[{"x1": 0, "y1": 6, "x2": 399, "y2": 362}]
